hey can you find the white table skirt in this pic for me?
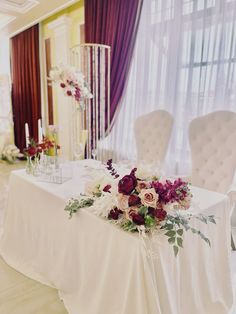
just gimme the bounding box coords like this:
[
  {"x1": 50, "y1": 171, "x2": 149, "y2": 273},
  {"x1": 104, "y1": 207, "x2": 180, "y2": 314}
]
[{"x1": 0, "y1": 162, "x2": 233, "y2": 314}]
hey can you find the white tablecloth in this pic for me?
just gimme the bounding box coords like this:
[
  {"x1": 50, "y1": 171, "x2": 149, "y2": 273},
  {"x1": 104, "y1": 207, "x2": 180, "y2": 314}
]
[{"x1": 0, "y1": 161, "x2": 233, "y2": 314}]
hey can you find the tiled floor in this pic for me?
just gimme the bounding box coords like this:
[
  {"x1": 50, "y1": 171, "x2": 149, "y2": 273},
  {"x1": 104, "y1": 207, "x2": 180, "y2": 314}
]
[{"x1": 0, "y1": 161, "x2": 236, "y2": 313}]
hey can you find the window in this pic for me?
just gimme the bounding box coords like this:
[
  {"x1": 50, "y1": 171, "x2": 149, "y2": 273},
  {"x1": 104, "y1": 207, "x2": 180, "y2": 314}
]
[{"x1": 110, "y1": 0, "x2": 236, "y2": 174}]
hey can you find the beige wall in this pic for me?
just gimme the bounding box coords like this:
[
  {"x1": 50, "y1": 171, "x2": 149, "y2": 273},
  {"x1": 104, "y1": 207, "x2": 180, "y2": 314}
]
[
  {"x1": 40, "y1": 1, "x2": 85, "y2": 159},
  {"x1": 40, "y1": 0, "x2": 84, "y2": 127}
]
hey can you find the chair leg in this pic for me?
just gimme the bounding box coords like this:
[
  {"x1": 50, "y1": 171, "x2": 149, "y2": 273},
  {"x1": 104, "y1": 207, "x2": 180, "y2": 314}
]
[{"x1": 231, "y1": 233, "x2": 236, "y2": 251}]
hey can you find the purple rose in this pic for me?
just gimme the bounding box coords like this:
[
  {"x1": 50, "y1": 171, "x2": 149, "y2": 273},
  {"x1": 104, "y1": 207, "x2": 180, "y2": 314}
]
[
  {"x1": 128, "y1": 194, "x2": 141, "y2": 206},
  {"x1": 118, "y1": 169, "x2": 137, "y2": 195},
  {"x1": 108, "y1": 208, "x2": 123, "y2": 220}
]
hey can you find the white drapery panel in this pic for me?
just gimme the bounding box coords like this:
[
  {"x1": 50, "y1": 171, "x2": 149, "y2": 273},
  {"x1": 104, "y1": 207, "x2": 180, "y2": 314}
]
[
  {"x1": 106, "y1": 0, "x2": 236, "y2": 175},
  {"x1": 0, "y1": 75, "x2": 13, "y2": 153}
]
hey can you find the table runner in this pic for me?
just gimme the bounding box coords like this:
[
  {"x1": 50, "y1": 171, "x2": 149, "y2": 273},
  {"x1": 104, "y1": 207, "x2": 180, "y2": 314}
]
[{"x1": 0, "y1": 161, "x2": 233, "y2": 314}]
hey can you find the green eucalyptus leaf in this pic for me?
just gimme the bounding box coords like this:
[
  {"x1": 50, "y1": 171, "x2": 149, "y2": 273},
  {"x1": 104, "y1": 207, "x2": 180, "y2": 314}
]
[
  {"x1": 177, "y1": 229, "x2": 183, "y2": 236},
  {"x1": 165, "y1": 230, "x2": 176, "y2": 237},
  {"x1": 208, "y1": 215, "x2": 216, "y2": 224},
  {"x1": 168, "y1": 237, "x2": 176, "y2": 244},
  {"x1": 177, "y1": 237, "x2": 183, "y2": 248},
  {"x1": 64, "y1": 197, "x2": 94, "y2": 218},
  {"x1": 145, "y1": 215, "x2": 155, "y2": 227},
  {"x1": 166, "y1": 224, "x2": 174, "y2": 230},
  {"x1": 139, "y1": 206, "x2": 148, "y2": 216},
  {"x1": 173, "y1": 245, "x2": 179, "y2": 257}
]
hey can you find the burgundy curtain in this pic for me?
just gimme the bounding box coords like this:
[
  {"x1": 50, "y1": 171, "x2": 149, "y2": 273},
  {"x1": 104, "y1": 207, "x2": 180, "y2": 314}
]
[
  {"x1": 85, "y1": 0, "x2": 143, "y2": 124},
  {"x1": 11, "y1": 24, "x2": 41, "y2": 152}
]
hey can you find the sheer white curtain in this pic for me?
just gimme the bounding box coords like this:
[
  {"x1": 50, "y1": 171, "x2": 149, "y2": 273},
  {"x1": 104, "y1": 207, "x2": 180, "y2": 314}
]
[{"x1": 106, "y1": 0, "x2": 236, "y2": 175}]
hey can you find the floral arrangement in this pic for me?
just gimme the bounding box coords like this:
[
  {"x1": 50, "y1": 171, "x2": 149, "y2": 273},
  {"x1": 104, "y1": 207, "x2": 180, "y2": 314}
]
[
  {"x1": 50, "y1": 65, "x2": 93, "y2": 109},
  {"x1": 65, "y1": 160, "x2": 216, "y2": 256},
  {"x1": 24, "y1": 137, "x2": 60, "y2": 158},
  {"x1": 1, "y1": 144, "x2": 23, "y2": 164},
  {"x1": 24, "y1": 137, "x2": 61, "y2": 175}
]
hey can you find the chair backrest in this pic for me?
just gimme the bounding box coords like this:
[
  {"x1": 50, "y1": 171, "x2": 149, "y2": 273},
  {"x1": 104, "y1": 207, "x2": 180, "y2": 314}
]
[
  {"x1": 134, "y1": 110, "x2": 173, "y2": 164},
  {"x1": 189, "y1": 111, "x2": 236, "y2": 193}
]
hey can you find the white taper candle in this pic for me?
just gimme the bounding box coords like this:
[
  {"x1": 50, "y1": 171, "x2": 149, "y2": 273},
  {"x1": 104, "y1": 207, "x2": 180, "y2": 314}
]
[
  {"x1": 25, "y1": 123, "x2": 30, "y2": 147},
  {"x1": 38, "y1": 119, "x2": 43, "y2": 143}
]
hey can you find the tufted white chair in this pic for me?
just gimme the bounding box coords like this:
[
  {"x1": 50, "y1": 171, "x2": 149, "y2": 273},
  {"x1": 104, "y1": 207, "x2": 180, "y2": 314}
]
[
  {"x1": 189, "y1": 111, "x2": 236, "y2": 194},
  {"x1": 134, "y1": 110, "x2": 173, "y2": 165},
  {"x1": 189, "y1": 111, "x2": 236, "y2": 250}
]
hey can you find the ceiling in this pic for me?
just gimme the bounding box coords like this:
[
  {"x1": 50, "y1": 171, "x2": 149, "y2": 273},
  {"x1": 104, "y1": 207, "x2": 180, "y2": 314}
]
[
  {"x1": 0, "y1": 0, "x2": 39, "y2": 13},
  {"x1": 0, "y1": 0, "x2": 80, "y2": 37}
]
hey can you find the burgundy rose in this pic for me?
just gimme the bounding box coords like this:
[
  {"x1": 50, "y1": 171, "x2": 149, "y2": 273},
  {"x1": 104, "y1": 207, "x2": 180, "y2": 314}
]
[
  {"x1": 118, "y1": 169, "x2": 137, "y2": 195},
  {"x1": 39, "y1": 143, "x2": 46, "y2": 151},
  {"x1": 103, "y1": 184, "x2": 112, "y2": 193},
  {"x1": 26, "y1": 146, "x2": 37, "y2": 156},
  {"x1": 148, "y1": 208, "x2": 167, "y2": 221},
  {"x1": 148, "y1": 207, "x2": 155, "y2": 217},
  {"x1": 130, "y1": 212, "x2": 145, "y2": 225},
  {"x1": 108, "y1": 208, "x2": 123, "y2": 220},
  {"x1": 60, "y1": 83, "x2": 66, "y2": 88},
  {"x1": 128, "y1": 194, "x2": 141, "y2": 206},
  {"x1": 67, "y1": 90, "x2": 72, "y2": 96},
  {"x1": 154, "y1": 209, "x2": 167, "y2": 221}
]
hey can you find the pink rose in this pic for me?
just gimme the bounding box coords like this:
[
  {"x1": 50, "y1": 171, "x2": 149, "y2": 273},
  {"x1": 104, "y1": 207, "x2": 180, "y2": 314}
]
[
  {"x1": 117, "y1": 194, "x2": 129, "y2": 210},
  {"x1": 139, "y1": 188, "x2": 159, "y2": 208},
  {"x1": 136, "y1": 181, "x2": 150, "y2": 193}
]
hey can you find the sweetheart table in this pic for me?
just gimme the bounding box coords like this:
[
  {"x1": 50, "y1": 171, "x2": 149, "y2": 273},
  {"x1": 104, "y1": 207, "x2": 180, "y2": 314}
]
[{"x1": 0, "y1": 160, "x2": 233, "y2": 314}]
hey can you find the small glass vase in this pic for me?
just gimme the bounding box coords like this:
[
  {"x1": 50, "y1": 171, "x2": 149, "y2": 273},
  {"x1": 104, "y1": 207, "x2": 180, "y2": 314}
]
[
  {"x1": 32, "y1": 156, "x2": 40, "y2": 177},
  {"x1": 26, "y1": 156, "x2": 34, "y2": 175}
]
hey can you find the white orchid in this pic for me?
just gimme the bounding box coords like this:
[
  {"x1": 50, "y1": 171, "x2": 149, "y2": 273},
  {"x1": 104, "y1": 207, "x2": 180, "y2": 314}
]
[
  {"x1": 49, "y1": 64, "x2": 93, "y2": 108},
  {"x1": 49, "y1": 67, "x2": 61, "y2": 81}
]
